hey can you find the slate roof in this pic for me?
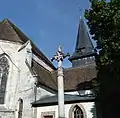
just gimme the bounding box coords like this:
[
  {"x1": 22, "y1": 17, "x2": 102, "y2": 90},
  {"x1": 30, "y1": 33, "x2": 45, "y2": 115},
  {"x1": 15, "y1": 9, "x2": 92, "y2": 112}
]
[
  {"x1": 69, "y1": 18, "x2": 96, "y2": 61},
  {"x1": 33, "y1": 61, "x2": 97, "y2": 92},
  {"x1": 63, "y1": 65, "x2": 96, "y2": 91},
  {"x1": 32, "y1": 94, "x2": 95, "y2": 107},
  {"x1": 0, "y1": 19, "x2": 56, "y2": 70},
  {"x1": 0, "y1": 19, "x2": 97, "y2": 92},
  {"x1": 32, "y1": 60, "x2": 58, "y2": 91}
]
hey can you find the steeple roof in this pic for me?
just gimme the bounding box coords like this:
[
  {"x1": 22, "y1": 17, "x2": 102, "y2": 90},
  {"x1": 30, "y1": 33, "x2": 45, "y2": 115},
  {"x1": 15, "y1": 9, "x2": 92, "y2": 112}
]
[{"x1": 69, "y1": 18, "x2": 96, "y2": 61}]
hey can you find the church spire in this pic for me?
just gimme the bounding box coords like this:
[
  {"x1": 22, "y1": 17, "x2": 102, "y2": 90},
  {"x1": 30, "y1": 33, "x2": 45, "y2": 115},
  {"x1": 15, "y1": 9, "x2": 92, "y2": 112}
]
[
  {"x1": 75, "y1": 18, "x2": 95, "y2": 56},
  {"x1": 69, "y1": 18, "x2": 96, "y2": 67}
]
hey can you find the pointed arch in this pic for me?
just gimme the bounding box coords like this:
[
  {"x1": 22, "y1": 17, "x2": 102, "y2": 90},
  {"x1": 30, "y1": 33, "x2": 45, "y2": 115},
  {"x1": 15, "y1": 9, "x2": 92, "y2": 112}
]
[
  {"x1": 73, "y1": 105, "x2": 84, "y2": 118},
  {"x1": 18, "y1": 97, "x2": 23, "y2": 118},
  {"x1": 69, "y1": 104, "x2": 87, "y2": 118},
  {"x1": 0, "y1": 54, "x2": 9, "y2": 104}
]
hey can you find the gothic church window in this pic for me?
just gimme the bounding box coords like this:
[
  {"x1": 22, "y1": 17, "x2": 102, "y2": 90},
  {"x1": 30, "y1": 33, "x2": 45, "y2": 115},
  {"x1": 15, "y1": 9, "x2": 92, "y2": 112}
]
[
  {"x1": 74, "y1": 105, "x2": 84, "y2": 118},
  {"x1": 0, "y1": 56, "x2": 9, "y2": 104},
  {"x1": 69, "y1": 104, "x2": 87, "y2": 118}
]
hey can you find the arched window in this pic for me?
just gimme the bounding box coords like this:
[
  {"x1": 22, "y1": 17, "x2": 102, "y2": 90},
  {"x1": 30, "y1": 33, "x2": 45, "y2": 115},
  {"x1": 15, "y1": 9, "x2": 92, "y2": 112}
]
[
  {"x1": 18, "y1": 98, "x2": 23, "y2": 118},
  {"x1": 0, "y1": 56, "x2": 9, "y2": 104},
  {"x1": 69, "y1": 104, "x2": 87, "y2": 118},
  {"x1": 74, "y1": 105, "x2": 84, "y2": 118}
]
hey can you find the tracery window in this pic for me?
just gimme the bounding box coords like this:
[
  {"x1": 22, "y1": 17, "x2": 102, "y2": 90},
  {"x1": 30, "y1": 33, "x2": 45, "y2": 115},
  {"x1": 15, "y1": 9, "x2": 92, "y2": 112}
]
[
  {"x1": 73, "y1": 105, "x2": 84, "y2": 118},
  {"x1": 69, "y1": 104, "x2": 86, "y2": 118},
  {"x1": 0, "y1": 56, "x2": 9, "y2": 104}
]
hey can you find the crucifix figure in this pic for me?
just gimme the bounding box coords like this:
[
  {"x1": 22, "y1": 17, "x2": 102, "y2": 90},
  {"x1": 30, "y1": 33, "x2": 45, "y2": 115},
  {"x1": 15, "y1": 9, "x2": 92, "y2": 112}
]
[{"x1": 51, "y1": 45, "x2": 70, "y2": 118}]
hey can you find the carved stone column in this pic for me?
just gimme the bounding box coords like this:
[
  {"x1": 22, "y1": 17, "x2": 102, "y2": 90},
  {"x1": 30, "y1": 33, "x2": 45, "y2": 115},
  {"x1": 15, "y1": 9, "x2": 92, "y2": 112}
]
[{"x1": 51, "y1": 46, "x2": 69, "y2": 118}]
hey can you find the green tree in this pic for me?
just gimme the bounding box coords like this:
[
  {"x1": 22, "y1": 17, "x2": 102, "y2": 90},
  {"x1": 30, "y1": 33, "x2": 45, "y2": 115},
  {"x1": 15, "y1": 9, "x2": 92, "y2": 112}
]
[{"x1": 85, "y1": 0, "x2": 120, "y2": 117}]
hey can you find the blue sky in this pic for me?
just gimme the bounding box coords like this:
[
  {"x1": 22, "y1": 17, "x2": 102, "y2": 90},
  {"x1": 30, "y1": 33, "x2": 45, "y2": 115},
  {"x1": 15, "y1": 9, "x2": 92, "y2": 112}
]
[{"x1": 0, "y1": 0, "x2": 92, "y2": 67}]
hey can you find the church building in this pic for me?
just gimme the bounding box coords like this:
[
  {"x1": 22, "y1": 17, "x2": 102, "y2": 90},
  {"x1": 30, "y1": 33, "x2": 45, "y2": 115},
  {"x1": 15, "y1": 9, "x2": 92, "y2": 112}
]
[{"x1": 0, "y1": 18, "x2": 97, "y2": 118}]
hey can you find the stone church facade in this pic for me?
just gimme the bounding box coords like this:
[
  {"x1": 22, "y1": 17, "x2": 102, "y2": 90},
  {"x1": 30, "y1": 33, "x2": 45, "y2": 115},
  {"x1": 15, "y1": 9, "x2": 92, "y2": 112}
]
[{"x1": 0, "y1": 18, "x2": 97, "y2": 118}]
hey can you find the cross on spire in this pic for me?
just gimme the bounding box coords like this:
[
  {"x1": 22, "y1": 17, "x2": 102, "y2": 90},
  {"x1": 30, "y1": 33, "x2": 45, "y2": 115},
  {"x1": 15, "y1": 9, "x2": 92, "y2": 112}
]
[{"x1": 78, "y1": 7, "x2": 84, "y2": 19}]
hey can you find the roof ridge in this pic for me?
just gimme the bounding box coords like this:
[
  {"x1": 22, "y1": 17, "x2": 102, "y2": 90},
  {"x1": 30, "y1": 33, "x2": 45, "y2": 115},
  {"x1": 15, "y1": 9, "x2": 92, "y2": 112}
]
[
  {"x1": 10, "y1": 21, "x2": 56, "y2": 70},
  {"x1": 0, "y1": 18, "x2": 24, "y2": 43},
  {"x1": 0, "y1": 18, "x2": 9, "y2": 24}
]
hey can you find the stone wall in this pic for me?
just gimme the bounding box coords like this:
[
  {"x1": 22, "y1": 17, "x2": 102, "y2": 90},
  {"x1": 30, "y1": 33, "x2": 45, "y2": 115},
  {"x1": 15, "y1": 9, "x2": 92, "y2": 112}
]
[
  {"x1": 0, "y1": 40, "x2": 54, "y2": 118},
  {"x1": 37, "y1": 102, "x2": 97, "y2": 118},
  {"x1": 0, "y1": 112, "x2": 15, "y2": 118}
]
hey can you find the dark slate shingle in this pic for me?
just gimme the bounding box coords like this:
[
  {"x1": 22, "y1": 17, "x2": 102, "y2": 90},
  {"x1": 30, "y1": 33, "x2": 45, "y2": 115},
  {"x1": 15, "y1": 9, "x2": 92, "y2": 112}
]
[
  {"x1": 32, "y1": 94, "x2": 95, "y2": 107},
  {"x1": 69, "y1": 18, "x2": 96, "y2": 61}
]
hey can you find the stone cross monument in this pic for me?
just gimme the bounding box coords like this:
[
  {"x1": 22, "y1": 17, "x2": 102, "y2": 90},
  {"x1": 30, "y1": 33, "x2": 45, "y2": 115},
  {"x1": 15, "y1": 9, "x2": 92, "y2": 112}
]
[{"x1": 51, "y1": 46, "x2": 70, "y2": 118}]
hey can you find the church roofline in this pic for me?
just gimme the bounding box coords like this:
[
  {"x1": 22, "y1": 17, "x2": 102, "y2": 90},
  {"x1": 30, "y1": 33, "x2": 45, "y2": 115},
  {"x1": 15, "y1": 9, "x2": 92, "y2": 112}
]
[
  {"x1": 0, "y1": 19, "x2": 56, "y2": 70},
  {"x1": 31, "y1": 94, "x2": 95, "y2": 107}
]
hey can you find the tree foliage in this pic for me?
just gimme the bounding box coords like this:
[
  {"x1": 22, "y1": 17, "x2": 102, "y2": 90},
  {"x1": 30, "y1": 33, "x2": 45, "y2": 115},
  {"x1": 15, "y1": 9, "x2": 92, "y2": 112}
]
[
  {"x1": 85, "y1": 0, "x2": 120, "y2": 117},
  {"x1": 85, "y1": 0, "x2": 120, "y2": 96}
]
